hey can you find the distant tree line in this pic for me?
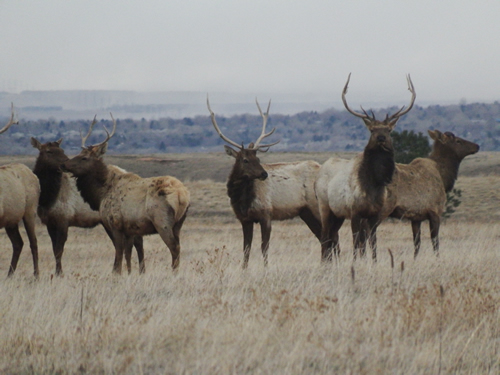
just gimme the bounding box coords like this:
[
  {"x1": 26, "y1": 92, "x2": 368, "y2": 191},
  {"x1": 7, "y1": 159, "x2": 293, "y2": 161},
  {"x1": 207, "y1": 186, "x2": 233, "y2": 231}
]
[{"x1": 1, "y1": 101, "x2": 500, "y2": 155}]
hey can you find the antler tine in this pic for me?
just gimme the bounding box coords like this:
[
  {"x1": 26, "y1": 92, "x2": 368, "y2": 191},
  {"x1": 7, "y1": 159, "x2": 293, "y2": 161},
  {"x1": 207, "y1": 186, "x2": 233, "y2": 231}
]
[
  {"x1": 207, "y1": 95, "x2": 242, "y2": 149},
  {"x1": 0, "y1": 102, "x2": 18, "y2": 135},
  {"x1": 93, "y1": 113, "x2": 118, "y2": 148},
  {"x1": 80, "y1": 115, "x2": 98, "y2": 148},
  {"x1": 252, "y1": 98, "x2": 277, "y2": 150},
  {"x1": 387, "y1": 74, "x2": 416, "y2": 121},
  {"x1": 107, "y1": 112, "x2": 117, "y2": 138},
  {"x1": 342, "y1": 73, "x2": 370, "y2": 120}
]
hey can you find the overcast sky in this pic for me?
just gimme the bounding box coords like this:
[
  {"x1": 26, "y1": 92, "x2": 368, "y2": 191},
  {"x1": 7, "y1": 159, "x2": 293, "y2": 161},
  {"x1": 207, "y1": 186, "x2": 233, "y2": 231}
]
[{"x1": 1, "y1": 0, "x2": 500, "y2": 108}]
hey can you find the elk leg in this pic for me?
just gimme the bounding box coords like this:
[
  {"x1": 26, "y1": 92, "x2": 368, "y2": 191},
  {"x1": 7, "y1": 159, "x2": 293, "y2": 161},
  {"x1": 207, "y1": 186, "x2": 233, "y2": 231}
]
[
  {"x1": 6, "y1": 226, "x2": 24, "y2": 276},
  {"x1": 23, "y1": 214, "x2": 39, "y2": 278},
  {"x1": 124, "y1": 245, "x2": 133, "y2": 274},
  {"x1": 260, "y1": 219, "x2": 271, "y2": 267},
  {"x1": 299, "y1": 207, "x2": 322, "y2": 241},
  {"x1": 133, "y1": 236, "x2": 145, "y2": 274},
  {"x1": 320, "y1": 210, "x2": 335, "y2": 262},
  {"x1": 411, "y1": 220, "x2": 422, "y2": 258},
  {"x1": 241, "y1": 221, "x2": 253, "y2": 269},
  {"x1": 321, "y1": 211, "x2": 344, "y2": 262},
  {"x1": 109, "y1": 232, "x2": 126, "y2": 275},
  {"x1": 351, "y1": 216, "x2": 367, "y2": 259},
  {"x1": 154, "y1": 213, "x2": 180, "y2": 270},
  {"x1": 428, "y1": 213, "x2": 440, "y2": 256},
  {"x1": 366, "y1": 217, "x2": 380, "y2": 261},
  {"x1": 47, "y1": 222, "x2": 67, "y2": 276},
  {"x1": 124, "y1": 240, "x2": 135, "y2": 274},
  {"x1": 103, "y1": 227, "x2": 127, "y2": 274},
  {"x1": 330, "y1": 217, "x2": 345, "y2": 260}
]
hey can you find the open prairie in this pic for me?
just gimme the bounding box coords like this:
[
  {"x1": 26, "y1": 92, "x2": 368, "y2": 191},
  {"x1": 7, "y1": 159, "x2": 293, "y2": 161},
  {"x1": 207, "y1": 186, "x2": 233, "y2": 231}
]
[{"x1": 0, "y1": 151, "x2": 499, "y2": 374}]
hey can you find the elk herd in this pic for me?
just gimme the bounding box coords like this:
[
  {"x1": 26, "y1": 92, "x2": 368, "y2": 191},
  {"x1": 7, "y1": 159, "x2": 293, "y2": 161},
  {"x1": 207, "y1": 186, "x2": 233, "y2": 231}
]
[{"x1": 0, "y1": 75, "x2": 480, "y2": 277}]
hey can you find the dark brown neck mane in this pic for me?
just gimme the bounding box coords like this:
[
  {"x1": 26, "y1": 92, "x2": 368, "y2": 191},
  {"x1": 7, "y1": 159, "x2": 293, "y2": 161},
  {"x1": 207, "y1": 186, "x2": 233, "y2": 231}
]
[
  {"x1": 429, "y1": 144, "x2": 461, "y2": 192},
  {"x1": 358, "y1": 146, "x2": 395, "y2": 209},
  {"x1": 33, "y1": 160, "x2": 63, "y2": 211},
  {"x1": 74, "y1": 160, "x2": 109, "y2": 211},
  {"x1": 227, "y1": 168, "x2": 256, "y2": 221}
]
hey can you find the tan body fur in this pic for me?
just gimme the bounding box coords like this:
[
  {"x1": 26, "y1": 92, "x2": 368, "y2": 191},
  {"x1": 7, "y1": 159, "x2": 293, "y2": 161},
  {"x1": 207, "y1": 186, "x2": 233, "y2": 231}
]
[
  {"x1": 0, "y1": 163, "x2": 40, "y2": 276},
  {"x1": 100, "y1": 169, "x2": 190, "y2": 236},
  {"x1": 247, "y1": 161, "x2": 321, "y2": 222},
  {"x1": 388, "y1": 159, "x2": 446, "y2": 221},
  {"x1": 315, "y1": 155, "x2": 389, "y2": 220}
]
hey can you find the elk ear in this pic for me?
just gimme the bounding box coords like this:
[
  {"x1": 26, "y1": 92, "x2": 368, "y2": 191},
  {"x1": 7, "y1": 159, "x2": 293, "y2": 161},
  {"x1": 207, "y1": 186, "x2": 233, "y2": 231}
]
[
  {"x1": 428, "y1": 130, "x2": 438, "y2": 140},
  {"x1": 31, "y1": 137, "x2": 42, "y2": 150},
  {"x1": 93, "y1": 142, "x2": 108, "y2": 159},
  {"x1": 224, "y1": 145, "x2": 238, "y2": 158},
  {"x1": 428, "y1": 129, "x2": 447, "y2": 143},
  {"x1": 387, "y1": 118, "x2": 399, "y2": 131},
  {"x1": 362, "y1": 118, "x2": 374, "y2": 130}
]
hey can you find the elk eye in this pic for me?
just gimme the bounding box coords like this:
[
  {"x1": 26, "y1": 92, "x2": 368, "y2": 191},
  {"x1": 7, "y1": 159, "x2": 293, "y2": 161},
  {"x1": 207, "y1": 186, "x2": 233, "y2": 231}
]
[
  {"x1": 243, "y1": 159, "x2": 249, "y2": 164},
  {"x1": 81, "y1": 157, "x2": 88, "y2": 161}
]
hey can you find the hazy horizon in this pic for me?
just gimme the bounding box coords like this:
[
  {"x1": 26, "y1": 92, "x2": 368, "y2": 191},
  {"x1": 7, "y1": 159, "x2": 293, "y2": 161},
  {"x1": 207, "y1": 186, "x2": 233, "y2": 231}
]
[{"x1": 2, "y1": 1, "x2": 500, "y2": 116}]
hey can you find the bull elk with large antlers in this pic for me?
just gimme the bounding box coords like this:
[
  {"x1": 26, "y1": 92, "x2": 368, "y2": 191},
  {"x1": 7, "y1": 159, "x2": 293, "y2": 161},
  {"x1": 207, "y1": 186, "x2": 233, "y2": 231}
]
[
  {"x1": 31, "y1": 115, "x2": 144, "y2": 275},
  {"x1": 62, "y1": 115, "x2": 190, "y2": 273},
  {"x1": 315, "y1": 74, "x2": 416, "y2": 261},
  {"x1": 0, "y1": 103, "x2": 40, "y2": 276},
  {"x1": 208, "y1": 97, "x2": 322, "y2": 268}
]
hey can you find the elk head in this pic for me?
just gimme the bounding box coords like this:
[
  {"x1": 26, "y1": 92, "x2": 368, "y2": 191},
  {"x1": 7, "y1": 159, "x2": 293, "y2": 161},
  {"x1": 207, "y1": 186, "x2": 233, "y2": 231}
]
[
  {"x1": 31, "y1": 138, "x2": 69, "y2": 170},
  {"x1": 342, "y1": 73, "x2": 416, "y2": 154},
  {"x1": 207, "y1": 97, "x2": 279, "y2": 181},
  {"x1": 0, "y1": 103, "x2": 18, "y2": 135},
  {"x1": 428, "y1": 130, "x2": 480, "y2": 160},
  {"x1": 61, "y1": 113, "x2": 116, "y2": 177}
]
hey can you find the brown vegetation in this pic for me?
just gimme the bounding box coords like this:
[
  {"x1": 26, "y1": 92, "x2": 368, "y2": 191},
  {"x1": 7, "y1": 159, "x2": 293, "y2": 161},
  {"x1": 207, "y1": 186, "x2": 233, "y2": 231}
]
[{"x1": 0, "y1": 218, "x2": 498, "y2": 373}]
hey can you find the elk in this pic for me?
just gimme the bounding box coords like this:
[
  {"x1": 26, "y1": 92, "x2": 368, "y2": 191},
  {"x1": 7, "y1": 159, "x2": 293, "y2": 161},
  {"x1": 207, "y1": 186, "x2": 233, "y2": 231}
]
[
  {"x1": 31, "y1": 120, "x2": 145, "y2": 275},
  {"x1": 315, "y1": 74, "x2": 416, "y2": 261},
  {"x1": 207, "y1": 97, "x2": 322, "y2": 268},
  {"x1": 61, "y1": 118, "x2": 190, "y2": 274},
  {"x1": 0, "y1": 103, "x2": 40, "y2": 276},
  {"x1": 358, "y1": 130, "x2": 479, "y2": 258}
]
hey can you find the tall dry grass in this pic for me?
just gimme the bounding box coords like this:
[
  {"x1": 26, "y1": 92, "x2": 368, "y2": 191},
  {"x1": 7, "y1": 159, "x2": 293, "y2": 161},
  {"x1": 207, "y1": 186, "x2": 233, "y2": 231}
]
[{"x1": 0, "y1": 217, "x2": 498, "y2": 374}]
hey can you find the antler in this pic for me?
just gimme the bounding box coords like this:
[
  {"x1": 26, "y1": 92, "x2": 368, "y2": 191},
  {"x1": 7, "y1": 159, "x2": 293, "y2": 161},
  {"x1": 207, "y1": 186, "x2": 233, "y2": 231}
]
[
  {"x1": 384, "y1": 74, "x2": 416, "y2": 122},
  {"x1": 0, "y1": 103, "x2": 18, "y2": 135},
  {"x1": 251, "y1": 99, "x2": 279, "y2": 150},
  {"x1": 341, "y1": 73, "x2": 375, "y2": 121},
  {"x1": 80, "y1": 113, "x2": 117, "y2": 148},
  {"x1": 80, "y1": 115, "x2": 98, "y2": 148},
  {"x1": 207, "y1": 95, "x2": 279, "y2": 151},
  {"x1": 207, "y1": 95, "x2": 244, "y2": 149},
  {"x1": 342, "y1": 73, "x2": 416, "y2": 124}
]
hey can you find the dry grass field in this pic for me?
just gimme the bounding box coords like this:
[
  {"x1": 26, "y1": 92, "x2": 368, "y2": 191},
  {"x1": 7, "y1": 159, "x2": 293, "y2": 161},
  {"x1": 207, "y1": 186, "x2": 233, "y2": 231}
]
[{"x1": 0, "y1": 151, "x2": 499, "y2": 374}]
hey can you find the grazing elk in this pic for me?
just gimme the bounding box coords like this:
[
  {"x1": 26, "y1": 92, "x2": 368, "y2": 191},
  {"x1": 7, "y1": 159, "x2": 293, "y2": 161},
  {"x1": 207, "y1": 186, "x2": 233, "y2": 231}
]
[
  {"x1": 61, "y1": 117, "x2": 190, "y2": 274},
  {"x1": 0, "y1": 104, "x2": 40, "y2": 276},
  {"x1": 315, "y1": 74, "x2": 416, "y2": 261},
  {"x1": 208, "y1": 98, "x2": 322, "y2": 268},
  {"x1": 359, "y1": 129, "x2": 479, "y2": 258},
  {"x1": 31, "y1": 122, "x2": 145, "y2": 275}
]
